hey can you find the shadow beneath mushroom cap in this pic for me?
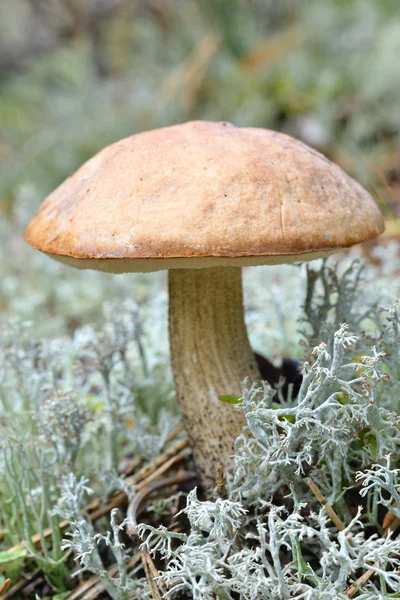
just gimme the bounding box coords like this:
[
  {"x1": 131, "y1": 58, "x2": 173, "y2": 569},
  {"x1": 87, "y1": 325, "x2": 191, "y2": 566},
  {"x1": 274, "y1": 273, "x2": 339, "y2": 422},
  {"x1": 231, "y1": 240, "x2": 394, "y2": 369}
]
[{"x1": 254, "y1": 352, "x2": 303, "y2": 401}]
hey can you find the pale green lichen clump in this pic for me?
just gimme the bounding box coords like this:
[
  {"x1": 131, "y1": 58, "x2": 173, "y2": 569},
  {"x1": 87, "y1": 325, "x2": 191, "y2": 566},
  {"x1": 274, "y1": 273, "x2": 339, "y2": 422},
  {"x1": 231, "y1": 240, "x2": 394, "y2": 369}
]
[{"x1": 1, "y1": 257, "x2": 400, "y2": 598}]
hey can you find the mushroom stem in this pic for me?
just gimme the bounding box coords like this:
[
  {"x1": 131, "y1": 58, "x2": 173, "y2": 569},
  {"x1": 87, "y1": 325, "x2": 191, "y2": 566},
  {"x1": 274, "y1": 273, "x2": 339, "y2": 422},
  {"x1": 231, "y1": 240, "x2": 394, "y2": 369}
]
[{"x1": 168, "y1": 266, "x2": 260, "y2": 487}]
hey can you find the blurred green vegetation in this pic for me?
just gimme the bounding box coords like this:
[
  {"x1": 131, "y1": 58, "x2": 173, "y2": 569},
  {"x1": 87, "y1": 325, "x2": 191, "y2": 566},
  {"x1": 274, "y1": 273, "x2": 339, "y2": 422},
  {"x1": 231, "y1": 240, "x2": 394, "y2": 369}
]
[{"x1": 1, "y1": 0, "x2": 399, "y2": 222}]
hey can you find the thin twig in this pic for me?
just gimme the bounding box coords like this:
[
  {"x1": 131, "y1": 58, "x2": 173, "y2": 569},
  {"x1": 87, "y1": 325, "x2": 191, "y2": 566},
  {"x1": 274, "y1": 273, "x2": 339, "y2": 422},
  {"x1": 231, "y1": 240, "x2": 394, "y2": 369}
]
[
  {"x1": 165, "y1": 422, "x2": 185, "y2": 446},
  {"x1": 305, "y1": 476, "x2": 371, "y2": 598},
  {"x1": 153, "y1": 34, "x2": 220, "y2": 113},
  {"x1": 343, "y1": 493, "x2": 400, "y2": 597},
  {"x1": 306, "y1": 476, "x2": 400, "y2": 596},
  {"x1": 240, "y1": 26, "x2": 304, "y2": 70},
  {"x1": 128, "y1": 439, "x2": 189, "y2": 487}
]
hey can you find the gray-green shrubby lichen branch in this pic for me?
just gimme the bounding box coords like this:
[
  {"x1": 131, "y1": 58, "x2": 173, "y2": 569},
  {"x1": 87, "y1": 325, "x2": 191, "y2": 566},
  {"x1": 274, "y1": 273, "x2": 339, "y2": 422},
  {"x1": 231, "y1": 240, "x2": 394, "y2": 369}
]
[
  {"x1": 301, "y1": 260, "x2": 368, "y2": 351},
  {"x1": 232, "y1": 320, "x2": 399, "y2": 508},
  {"x1": 139, "y1": 486, "x2": 400, "y2": 599},
  {"x1": 357, "y1": 455, "x2": 400, "y2": 520},
  {"x1": 0, "y1": 300, "x2": 177, "y2": 593},
  {"x1": 55, "y1": 474, "x2": 149, "y2": 600},
  {"x1": 2, "y1": 259, "x2": 400, "y2": 598}
]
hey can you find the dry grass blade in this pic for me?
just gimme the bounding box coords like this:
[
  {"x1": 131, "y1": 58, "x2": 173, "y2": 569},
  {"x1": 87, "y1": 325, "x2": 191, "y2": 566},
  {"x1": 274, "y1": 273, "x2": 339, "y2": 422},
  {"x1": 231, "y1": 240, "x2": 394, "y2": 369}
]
[
  {"x1": 344, "y1": 566, "x2": 377, "y2": 598},
  {"x1": 9, "y1": 521, "x2": 70, "y2": 554},
  {"x1": 90, "y1": 441, "x2": 190, "y2": 522},
  {"x1": 141, "y1": 548, "x2": 163, "y2": 600},
  {"x1": 305, "y1": 477, "x2": 345, "y2": 531},
  {"x1": 127, "y1": 470, "x2": 198, "y2": 536},
  {"x1": 64, "y1": 573, "x2": 108, "y2": 600},
  {"x1": 240, "y1": 26, "x2": 304, "y2": 70},
  {"x1": 382, "y1": 501, "x2": 399, "y2": 531},
  {"x1": 0, "y1": 580, "x2": 11, "y2": 596},
  {"x1": 153, "y1": 33, "x2": 220, "y2": 113}
]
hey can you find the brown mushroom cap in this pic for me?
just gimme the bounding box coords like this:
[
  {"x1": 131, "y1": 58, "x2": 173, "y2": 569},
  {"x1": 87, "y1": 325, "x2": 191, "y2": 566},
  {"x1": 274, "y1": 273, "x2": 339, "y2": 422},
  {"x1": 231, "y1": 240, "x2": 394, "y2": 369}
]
[
  {"x1": 24, "y1": 121, "x2": 384, "y2": 272},
  {"x1": 23, "y1": 121, "x2": 386, "y2": 486}
]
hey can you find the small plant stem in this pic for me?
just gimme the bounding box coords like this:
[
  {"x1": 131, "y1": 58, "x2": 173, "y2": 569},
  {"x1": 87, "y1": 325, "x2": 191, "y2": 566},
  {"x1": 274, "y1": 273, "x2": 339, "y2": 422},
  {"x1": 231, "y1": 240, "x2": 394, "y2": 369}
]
[{"x1": 134, "y1": 323, "x2": 150, "y2": 379}]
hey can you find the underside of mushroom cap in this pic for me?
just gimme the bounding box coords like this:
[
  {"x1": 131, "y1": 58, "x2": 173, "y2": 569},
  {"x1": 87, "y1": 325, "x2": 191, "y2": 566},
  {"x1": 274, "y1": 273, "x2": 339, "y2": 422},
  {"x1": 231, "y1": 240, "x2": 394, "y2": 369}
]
[{"x1": 24, "y1": 121, "x2": 384, "y2": 272}]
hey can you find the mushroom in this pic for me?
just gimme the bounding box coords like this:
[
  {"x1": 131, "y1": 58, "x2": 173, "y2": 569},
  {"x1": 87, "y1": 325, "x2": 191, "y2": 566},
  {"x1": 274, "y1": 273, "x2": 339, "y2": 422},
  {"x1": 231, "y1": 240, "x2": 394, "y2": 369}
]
[{"x1": 24, "y1": 121, "x2": 384, "y2": 487}]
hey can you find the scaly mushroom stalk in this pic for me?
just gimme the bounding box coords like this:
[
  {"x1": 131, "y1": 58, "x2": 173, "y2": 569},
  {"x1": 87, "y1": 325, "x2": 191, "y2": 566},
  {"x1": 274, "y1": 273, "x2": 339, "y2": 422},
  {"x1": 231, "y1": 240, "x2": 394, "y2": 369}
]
[{"x1": 169, "y1": 266, "x2": 260, "y2": 487}]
